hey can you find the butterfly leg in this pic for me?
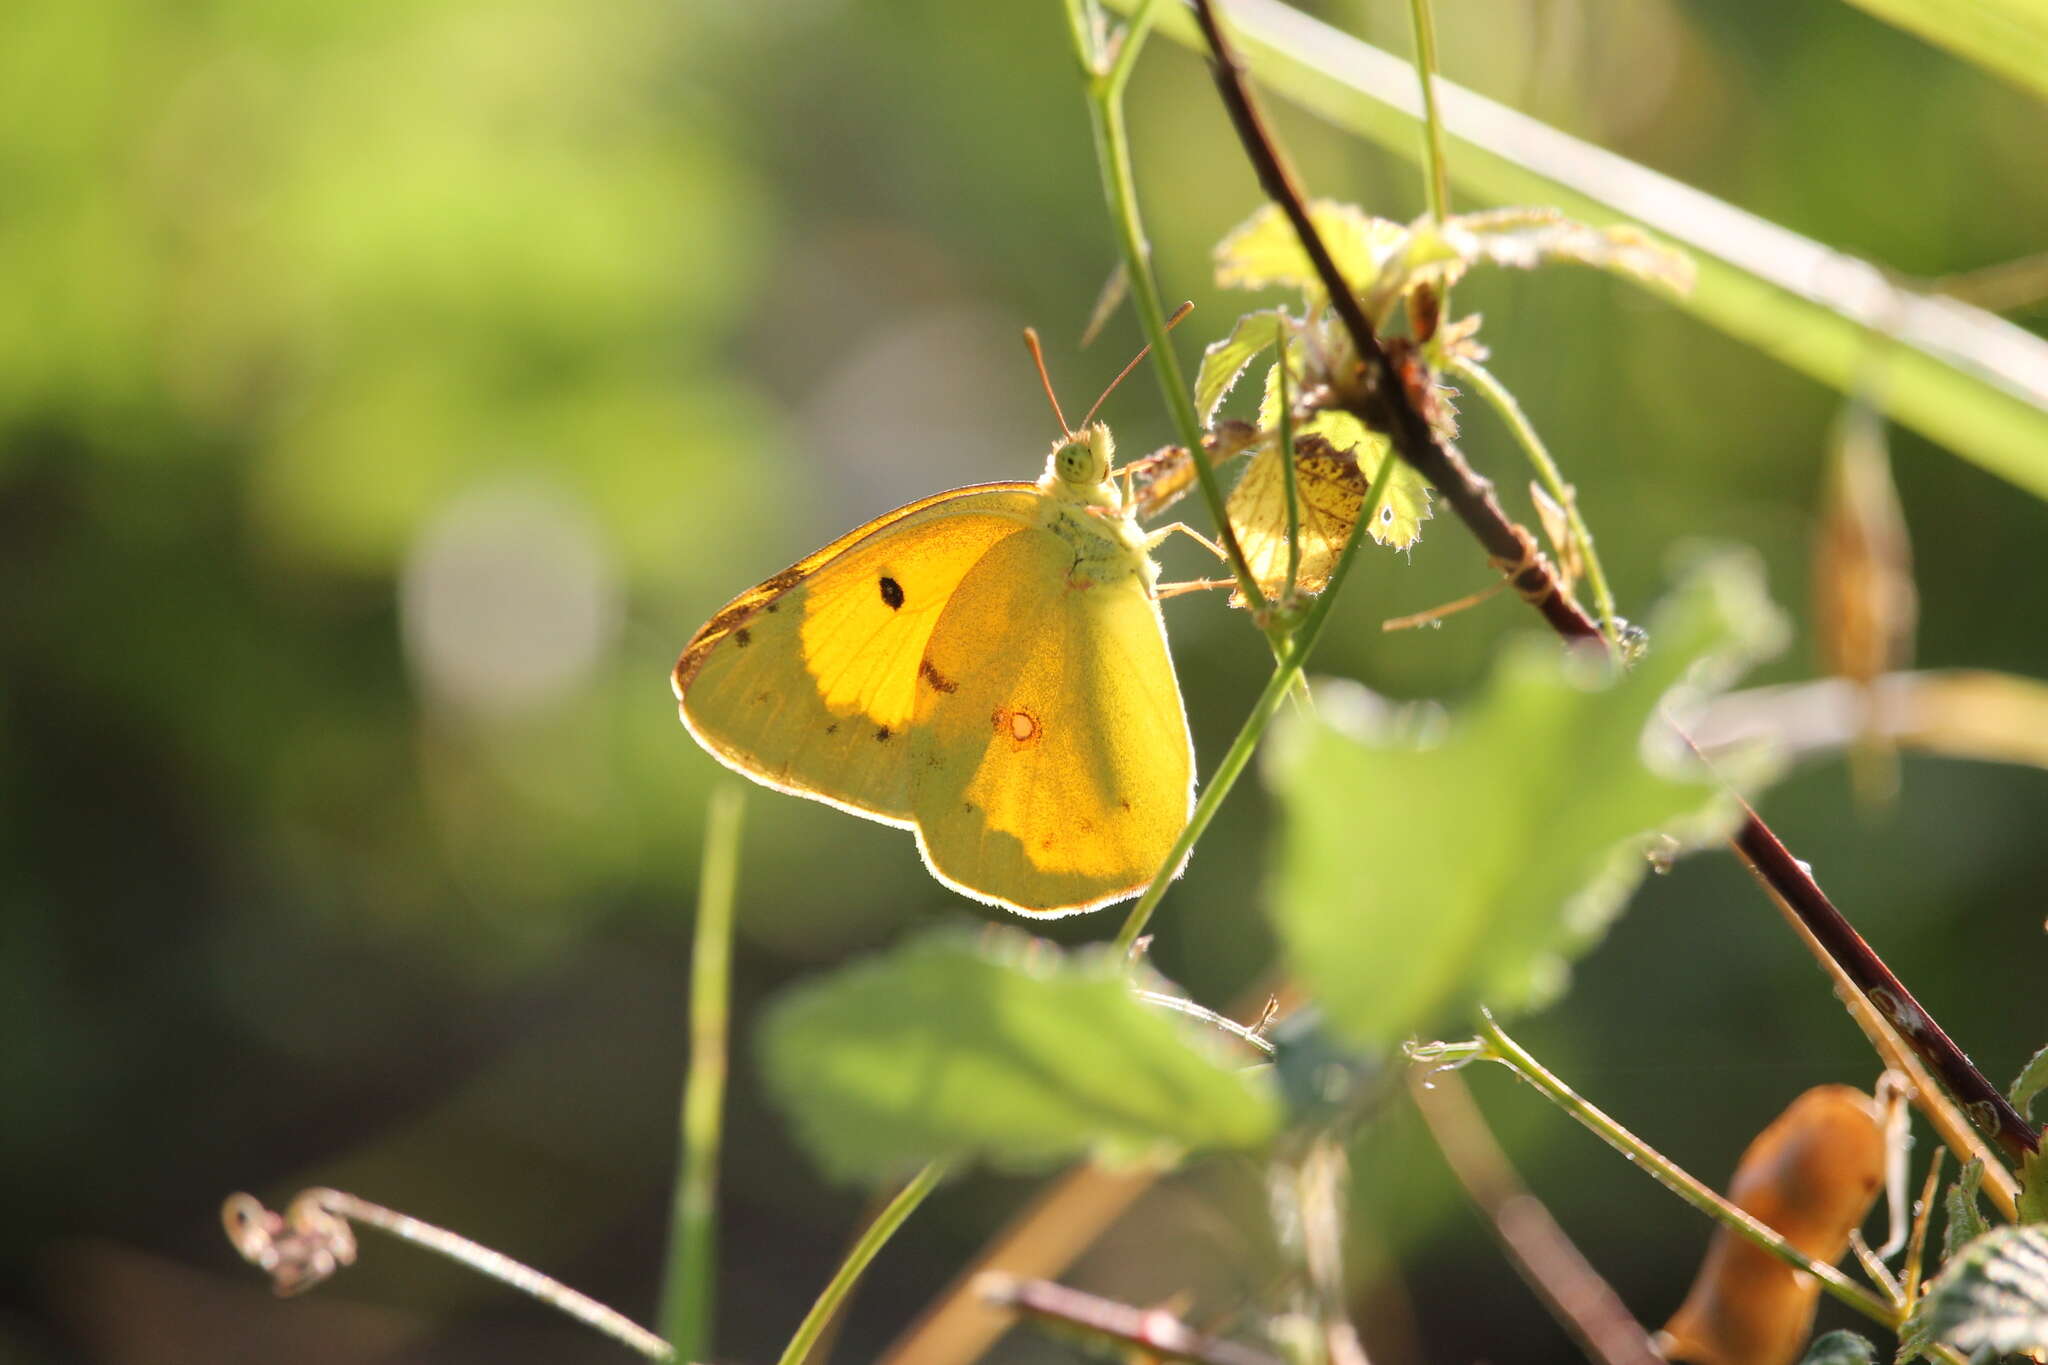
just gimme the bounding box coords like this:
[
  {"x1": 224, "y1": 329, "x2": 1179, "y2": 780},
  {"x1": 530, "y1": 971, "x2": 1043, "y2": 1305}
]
[
  {"x1": 1379, "y1": 580, "x2": 1507, "y2": 632},
  {"x1": 1143, "y1": 521, "x2": 1229, "y2": 563},
  {"x1": 1154, "y1": 578, "x2": 1234, "y2": 600}
]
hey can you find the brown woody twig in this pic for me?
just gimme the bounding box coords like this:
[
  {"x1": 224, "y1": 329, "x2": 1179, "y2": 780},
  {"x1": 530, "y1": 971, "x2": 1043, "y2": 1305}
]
[
  {"x1": 979, "y1": 1274, "x2": 1286, "y2": 1365},
  {"x1": 1188, "y1": 0, "x2": 2038, "y2": 1164}
]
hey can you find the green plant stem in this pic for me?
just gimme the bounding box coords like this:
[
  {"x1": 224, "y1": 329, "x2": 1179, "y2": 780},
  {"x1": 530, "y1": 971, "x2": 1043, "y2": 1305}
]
[
  {"x1": 1452, "y1": 357, "x2": 1621, "y2": 644},
  {"x1": 1274, "y1": 318, "x2": 1302, "y2": 602},
  {"x1": 1405, "y1": 0, "x2": 1451, "y2": 226},
  {"x1": 1112, "y1": 0, "x2": 2048, "y2": 505},
  {"x1": 776, "y1": 1160, "x2": 951, "y2": 1365},
  {"x1": 1405, "y1": 0, "x2": 1455, "y2": 348},
  {"x1": 1064, "y1": 0, "x2": 1273, "y2": 629},
  {"x1": 1113, "y1": 441, "x2": 1402, "y2": 954},
  {"x1": 1472, "y1": 1013, "x2": 1901, "y2": 1330},
  {"x1": 658, "y1": 786, "x2": 747, "y2": 1360}
]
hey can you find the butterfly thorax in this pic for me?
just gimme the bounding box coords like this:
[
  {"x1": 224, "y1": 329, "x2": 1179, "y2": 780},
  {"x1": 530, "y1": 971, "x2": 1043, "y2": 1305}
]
[{"x1": 1035, "y1": 422, "x2": 1155, "y2": 592}]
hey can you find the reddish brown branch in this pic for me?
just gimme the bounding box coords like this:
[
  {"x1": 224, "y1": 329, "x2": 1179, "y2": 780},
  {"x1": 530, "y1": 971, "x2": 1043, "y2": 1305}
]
[
  {"x1": 1188, "y1": 0, "x2": 2039, "y2": 1163},
  {"x1": 1729, "y1": 807, "x2": 2033, "y2": 1156},
  {"x1": 979, "y1": 1274, "x2": 1287, "y2": 1365}
]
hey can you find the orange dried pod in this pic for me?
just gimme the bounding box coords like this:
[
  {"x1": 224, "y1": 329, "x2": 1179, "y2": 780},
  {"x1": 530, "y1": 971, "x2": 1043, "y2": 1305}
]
[{"x1": 1659, "y1": 1085, "x2": 1887, "y2": 1365}]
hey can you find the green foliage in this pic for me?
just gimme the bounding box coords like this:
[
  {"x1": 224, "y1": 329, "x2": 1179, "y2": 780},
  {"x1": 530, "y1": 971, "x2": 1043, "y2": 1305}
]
[
  {"x1": 1214, "y1": 202, "x2": 1406, "y2": 302},
  {"x1": 2012, "y1": 1041, "x2": 2048, "y2": 1120},
  {"x1": 2021, "y1": 1146, "x2": 2048, "y2": 1224},
  {"x1": 1796, "y1": 1329, "x2": 1876, "y2": 1365},
  {"x1": 1196, "y1": 308, "x2": 1288, "y2": 424},
  {"x1": 757, "y1": 930, "x2": 1281, "y2": 1183},
  {"x1": 1129, "y1": 0, "x2": 2048, "y2": 500},
  {"x1": 1390, "y1": 207, "x2": 1694, "y2": 305},
  {"x1": 1263, "y1": 554, "x2": 1785, "y2": 1047},
  {"x1": 1900, "y1": 1225, "x2": 2048, "y2": 1358},
  {"x1": 1945, "y1": 1159, "x2": 1991, "y2": 1261},
  {"x1": 1836, "y1": 0, "x2": 2048, "y2": 104},
  {"x1": 1213, "y1": 201, "x2": 1688, "y2": 329}
]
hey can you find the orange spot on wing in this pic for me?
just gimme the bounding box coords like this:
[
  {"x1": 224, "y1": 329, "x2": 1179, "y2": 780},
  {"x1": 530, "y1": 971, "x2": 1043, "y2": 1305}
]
[{"x1": 992, "y1": 708, "x2": 1041, "y2": 743}]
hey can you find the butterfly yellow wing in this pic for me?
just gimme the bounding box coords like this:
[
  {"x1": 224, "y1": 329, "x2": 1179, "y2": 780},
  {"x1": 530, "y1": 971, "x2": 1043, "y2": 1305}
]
[
  {"x1": 908, "y1": 525, "x2": 1194, "y2": 915},
  {"x1": 674, "y1": 484, "x2": 1040, "y2": 822}
]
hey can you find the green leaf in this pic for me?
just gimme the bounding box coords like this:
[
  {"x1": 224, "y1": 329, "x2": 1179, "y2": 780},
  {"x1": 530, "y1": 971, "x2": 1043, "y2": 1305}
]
[
  {"x1": 1836, "y1": 0, "x2": 2048, "y2": 105},
  {"x1": 2012, "y1": 1041, "x2": 2048, "y2": 1120},
  {"x1": 757, "y1": 929, "x2": 1282, "y2": 1182},
  {"x1": 1398, "y1": 207, "x2": 1695, "y2": 299},
  {"x1": 1796, "y1": 1329, "x2": 1875, "y2": 1365},
  {"x1": 1196, "y1": 308, "x2": 1286, "y2": 424},
  {"x1": 1264, "y1": 554, "x2": 1786, "y2": 1046},
  {"x1": 1124, "y1": 0, "x2": 2048, "y2": 504},
  {"x1": 1945, "y1": 1159, "x2": 1991, "y2": 1262},
  {"x1": 2021, "y1": 1146, "x2": 2048, "y2": 1225},
  {"x1": 1214, "y1": 201, "x2": 1404, "y2": 298},
  {"x1": 1901, "y1": 1225, "x2": 2048, "y2": 1358}
]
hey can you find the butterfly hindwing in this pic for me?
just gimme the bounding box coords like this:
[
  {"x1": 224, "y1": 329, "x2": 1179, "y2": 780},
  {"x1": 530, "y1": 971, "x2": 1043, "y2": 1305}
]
[
  {"x1": 675, "y1": 485, "x2": 1039, "y2": 821},
  {"x1": 908, "y1": 525, "x2": 1195, "y2": 914}
]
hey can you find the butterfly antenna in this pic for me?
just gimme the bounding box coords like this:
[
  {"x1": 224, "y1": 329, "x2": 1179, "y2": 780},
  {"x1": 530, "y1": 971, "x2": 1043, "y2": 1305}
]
[
  {"x1": 1079, "y1": 301, "x2": 1194, "y2": 429},
  {"x1": 1022, "y1": 327, "x2": 1074, "y2": 439}
]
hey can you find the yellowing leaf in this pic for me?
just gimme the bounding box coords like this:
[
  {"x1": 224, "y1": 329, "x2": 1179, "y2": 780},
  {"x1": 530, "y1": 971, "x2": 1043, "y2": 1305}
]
[
  {"x1": 1226, "y1": 435, "x2": 1366, "y2": 604},
  {"x1": 1814, "y1": 399, "x2": 1916, "y2": 686},
  {"x1": 1232, "y1": 360, "x2": 1434, "y2": 571},
  {"x1": 1437, "y1": 207, "x2": 1692, "y2": 291},
  {"x1": 1195, "y1": 308, "x2": 1287, "y2": 424},
  {"x1": 1214, "y1": 200, "x2": 1404, "y2": 298}
]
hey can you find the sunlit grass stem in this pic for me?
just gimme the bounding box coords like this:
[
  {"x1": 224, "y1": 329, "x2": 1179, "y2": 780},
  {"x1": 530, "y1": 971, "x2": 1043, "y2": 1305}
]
[
  {"x1": 1063, "y1": 0, "x2": 1275, "y2": 634},
  {"x1": 776, "y1": 1160, "x2": 951, "y2": 1365},
  {"x1": 658, "y1": 785, "x2": 747, "y2": 1360},
  {"x1": 1406, "y1": 0, "x2": 1453, "y2": 334},
  {"x1": 1405, "y1": 0, "x2": 1451, "y2": 226}
]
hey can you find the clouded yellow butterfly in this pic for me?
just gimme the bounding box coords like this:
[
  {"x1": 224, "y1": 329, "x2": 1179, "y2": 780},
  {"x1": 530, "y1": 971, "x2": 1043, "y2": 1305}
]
[{"x1": 672, "y1": 329, "x2": 1201, "y2": 916}]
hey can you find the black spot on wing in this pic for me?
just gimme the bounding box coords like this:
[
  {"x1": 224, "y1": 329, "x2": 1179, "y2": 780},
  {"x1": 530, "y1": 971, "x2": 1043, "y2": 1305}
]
[{"x1": 879, "y1": 575, "x2": 905, "y2": 610}]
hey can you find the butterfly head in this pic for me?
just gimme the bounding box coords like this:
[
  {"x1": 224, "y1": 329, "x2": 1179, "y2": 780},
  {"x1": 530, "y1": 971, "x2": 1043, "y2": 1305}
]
[{"x1": 1047, "y1": 422, "x2": 1115, "y2": 496}]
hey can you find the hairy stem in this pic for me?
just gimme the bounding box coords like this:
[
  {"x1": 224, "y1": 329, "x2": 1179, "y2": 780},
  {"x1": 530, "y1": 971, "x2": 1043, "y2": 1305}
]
[
  {"x1": 1065, "y1": 0, "x2": 1269, "y2": 620},
  {"x1": 1470, "y1": 1016, "x2": 1900, "y2": 1329}
]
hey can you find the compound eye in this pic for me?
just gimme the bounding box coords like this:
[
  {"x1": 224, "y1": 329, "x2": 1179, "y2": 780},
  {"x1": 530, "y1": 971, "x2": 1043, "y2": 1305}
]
[{"x1": 1055, "y1": 441, "x2": 1091, "y2": 483}]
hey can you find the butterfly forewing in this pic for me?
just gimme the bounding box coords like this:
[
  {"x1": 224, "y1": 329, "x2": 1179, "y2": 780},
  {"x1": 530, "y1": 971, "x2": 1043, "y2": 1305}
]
[{"x1": 675, "y1": 485, "x2": 1039, "y2": 822}]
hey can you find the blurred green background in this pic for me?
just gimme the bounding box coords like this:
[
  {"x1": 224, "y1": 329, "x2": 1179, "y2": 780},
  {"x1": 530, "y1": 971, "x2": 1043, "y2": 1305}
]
[{"x1": 3, "y1": 0, "x2": 2043, "y2": 1361}]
